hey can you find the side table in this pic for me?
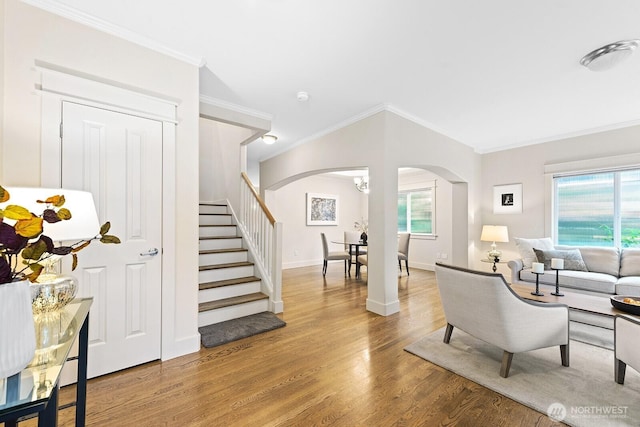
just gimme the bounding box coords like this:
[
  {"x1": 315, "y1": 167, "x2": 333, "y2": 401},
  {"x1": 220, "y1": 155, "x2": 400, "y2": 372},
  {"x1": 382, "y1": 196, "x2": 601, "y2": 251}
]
[
  {"x1": 481, "y1": 258, "x2": 503, "y2": 273},
  {"x1": 0, "y1": 298, "x2": 92, "y2": 427}
]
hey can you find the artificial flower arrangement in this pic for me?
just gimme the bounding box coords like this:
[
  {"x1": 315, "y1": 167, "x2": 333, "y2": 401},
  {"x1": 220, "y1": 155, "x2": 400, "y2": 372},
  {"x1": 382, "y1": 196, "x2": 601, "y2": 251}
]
[
  {"x1": 0, "y1": 185, "x2": 120, "y2": 284},
  {"x1": 354, "y1": 217, "x2": 368, "y2": 243},
  {"x1": 354, "y1": 218, "x2": 368, "y2": 234}
]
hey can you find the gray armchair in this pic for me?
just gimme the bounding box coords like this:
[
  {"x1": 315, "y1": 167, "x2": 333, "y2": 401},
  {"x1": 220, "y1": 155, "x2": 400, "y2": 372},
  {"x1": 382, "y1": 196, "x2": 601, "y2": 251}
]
[{"x1": 435, "y1": 262, "x2": 570, "y2": 378}]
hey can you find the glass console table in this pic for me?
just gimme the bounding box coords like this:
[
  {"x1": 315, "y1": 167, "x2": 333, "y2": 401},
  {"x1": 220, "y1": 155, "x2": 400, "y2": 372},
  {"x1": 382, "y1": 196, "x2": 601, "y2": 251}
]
[{"x1": 0, "y1": 298, "x2": 92, "y2": 426}]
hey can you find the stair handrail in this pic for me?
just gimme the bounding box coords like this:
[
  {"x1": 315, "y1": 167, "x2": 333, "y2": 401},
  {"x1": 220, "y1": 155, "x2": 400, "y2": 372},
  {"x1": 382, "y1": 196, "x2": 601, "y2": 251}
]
[{"x1": 236, "y1": 172, "x2": 283, "y2": 313}]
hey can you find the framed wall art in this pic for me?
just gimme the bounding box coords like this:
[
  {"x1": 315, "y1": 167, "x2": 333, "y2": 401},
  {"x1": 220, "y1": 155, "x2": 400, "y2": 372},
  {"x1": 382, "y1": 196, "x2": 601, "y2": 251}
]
[
  {"x1": 493, "y1": 183, "x2": 522, "y2": 214},
  {"x1": 306, "y1": 193, "x2": 339, "y2": 225}
]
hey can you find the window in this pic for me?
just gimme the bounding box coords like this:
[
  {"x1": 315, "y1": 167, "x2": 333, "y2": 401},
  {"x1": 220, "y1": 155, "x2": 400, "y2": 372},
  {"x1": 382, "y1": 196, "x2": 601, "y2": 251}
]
[
  {"x1": 398, "y1": 188, "x2": 434, "y2": 234},
  {"x1": 554, "y1": 169, "x2": 640, "y2": 247}
]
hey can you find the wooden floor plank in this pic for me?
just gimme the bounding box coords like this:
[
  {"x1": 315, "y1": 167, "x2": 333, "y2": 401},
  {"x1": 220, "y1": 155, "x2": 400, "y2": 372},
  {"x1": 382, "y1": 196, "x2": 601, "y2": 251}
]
[{"x1": 28, "y1": 266, "x2": 562, "y2": 426}]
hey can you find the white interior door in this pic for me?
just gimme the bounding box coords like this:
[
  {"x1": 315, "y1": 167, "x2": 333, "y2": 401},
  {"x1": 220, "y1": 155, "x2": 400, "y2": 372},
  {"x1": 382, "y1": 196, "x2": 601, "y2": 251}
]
[{"x1": 61, "y1": 101, "x2": 163, "y2": 378}]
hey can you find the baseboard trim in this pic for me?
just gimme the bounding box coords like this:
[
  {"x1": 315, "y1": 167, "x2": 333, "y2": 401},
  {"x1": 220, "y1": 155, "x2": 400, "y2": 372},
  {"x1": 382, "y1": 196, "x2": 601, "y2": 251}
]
[{"x1": 366, "y1": 298, "x2": 400, "y2": 316}]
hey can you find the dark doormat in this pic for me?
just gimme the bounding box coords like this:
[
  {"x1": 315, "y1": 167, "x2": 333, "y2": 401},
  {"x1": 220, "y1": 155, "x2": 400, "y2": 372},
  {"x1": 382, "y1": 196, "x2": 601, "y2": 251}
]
[{"x1": 199, "y1": 312, "x2": 286, "y2": 348}]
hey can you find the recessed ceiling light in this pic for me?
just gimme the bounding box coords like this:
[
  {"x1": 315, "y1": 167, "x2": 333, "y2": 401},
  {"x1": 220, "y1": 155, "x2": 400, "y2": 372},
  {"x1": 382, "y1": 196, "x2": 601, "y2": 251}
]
[
  {"x1": 262, "y1": 134, "x2": 278, "y2": 145},
  {"x1": 580, "y1": 40, "x2": 640, "y2": 71}
]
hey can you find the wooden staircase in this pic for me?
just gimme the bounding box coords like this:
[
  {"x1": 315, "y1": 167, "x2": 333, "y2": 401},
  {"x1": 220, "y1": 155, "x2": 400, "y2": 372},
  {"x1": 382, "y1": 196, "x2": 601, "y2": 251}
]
[{"x1": 198, "y1": 203, "x2": 269, "y2": 327}]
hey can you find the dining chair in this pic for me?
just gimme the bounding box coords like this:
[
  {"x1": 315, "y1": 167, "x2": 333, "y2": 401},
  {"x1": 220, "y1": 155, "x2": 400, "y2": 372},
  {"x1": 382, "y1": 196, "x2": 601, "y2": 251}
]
[
  {"x1": 398, "y1": 233, "x2": 411, "y2": 275},
  {"x1": 321, "y1": 233, "x2": 350, "y2": 276},
  {"x1": 344, "y1": 231, "x2": 366, "y2": 272}
]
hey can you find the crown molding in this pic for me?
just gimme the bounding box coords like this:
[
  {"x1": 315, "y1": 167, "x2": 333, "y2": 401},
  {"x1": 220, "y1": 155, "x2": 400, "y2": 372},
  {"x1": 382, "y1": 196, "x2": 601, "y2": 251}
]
[
  {"x1": 21, "y1": 0, "x2": 205, "y2": 67},
  {"x1": 199, "y1": 95, "x2": 273, "y2": 122},
  {"x1": 477, "y1": 117, "x2": 640, "y2": 154}
]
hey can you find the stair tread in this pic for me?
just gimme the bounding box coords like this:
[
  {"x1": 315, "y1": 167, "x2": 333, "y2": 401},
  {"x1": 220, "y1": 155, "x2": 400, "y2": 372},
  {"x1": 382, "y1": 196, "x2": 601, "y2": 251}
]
[
  {"x1": 199, "y1": 213, "x2": 231, "y2": 216},
  {"x1": 199, "y1": 236, "x2": 242, "y2": 240},
  {"x1": 200, "y1": 203, "x2": 227, "y2": 206},
  {"x1": 199, "y1": 261, "x2": 253, "y2": 271},
  {"x1": 200, "y1": 224, "x2": 236, "y2": 227},
  {"x1": 199, "y1": 292, "x2": 268, "y2": 312},
  {"x1": 199, "y1": 276, "x2": 261, "y2": 290},
  {"x1": 199, "y1": 248, "x2": 247, "y2": 255}
]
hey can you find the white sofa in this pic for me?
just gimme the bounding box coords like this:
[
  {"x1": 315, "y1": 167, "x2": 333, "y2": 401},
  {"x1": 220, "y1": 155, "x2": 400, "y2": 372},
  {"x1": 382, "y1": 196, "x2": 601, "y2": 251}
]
[{"x1": 507, "y1": 239, "x2": 640, "y2": 297}]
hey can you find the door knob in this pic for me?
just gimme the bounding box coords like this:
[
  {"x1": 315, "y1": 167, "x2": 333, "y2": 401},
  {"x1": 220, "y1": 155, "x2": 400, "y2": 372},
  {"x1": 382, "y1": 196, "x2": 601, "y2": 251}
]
[{"x1": 140, "y1": 248, "x2": 159, "y2": 256}]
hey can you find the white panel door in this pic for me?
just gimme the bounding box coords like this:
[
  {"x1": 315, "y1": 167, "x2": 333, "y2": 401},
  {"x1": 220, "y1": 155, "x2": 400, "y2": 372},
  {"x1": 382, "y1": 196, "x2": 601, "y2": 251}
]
[{"x1": 61, "y1": 101, "x2": 162, "y2": 378}]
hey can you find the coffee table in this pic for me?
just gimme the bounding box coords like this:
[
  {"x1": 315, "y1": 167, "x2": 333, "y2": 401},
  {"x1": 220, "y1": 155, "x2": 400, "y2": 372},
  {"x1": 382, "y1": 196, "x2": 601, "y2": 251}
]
[
  {"x1": 510, "y1": 282, "x2": 637, "y2": 320},
  {"x1": 510, "y1": 282, "x2": 640, "y2": 349}
]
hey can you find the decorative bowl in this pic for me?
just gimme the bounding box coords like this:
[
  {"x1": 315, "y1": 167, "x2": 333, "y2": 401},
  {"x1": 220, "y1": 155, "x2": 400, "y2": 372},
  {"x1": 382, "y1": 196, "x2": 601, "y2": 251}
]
[
  {"x1": 610, "y1": 295, "x2": 640, "y2": 316},
  {"x1": 30, "y1": 275, "x2": 78, "y2": 314}
]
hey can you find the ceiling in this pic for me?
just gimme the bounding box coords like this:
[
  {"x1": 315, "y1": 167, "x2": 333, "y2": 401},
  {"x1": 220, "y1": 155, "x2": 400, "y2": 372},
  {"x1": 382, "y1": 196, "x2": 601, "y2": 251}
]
[{"x1": 34, "y1": 0, "x2": 640, "y2": 163}]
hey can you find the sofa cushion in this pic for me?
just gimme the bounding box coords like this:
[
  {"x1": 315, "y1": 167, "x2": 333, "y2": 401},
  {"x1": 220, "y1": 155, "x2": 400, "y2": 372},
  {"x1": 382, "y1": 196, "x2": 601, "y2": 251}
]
[
  {"x1": 620, "y1": 248, "x2": 640, "y2": 277},
  {"x1": 515, "y1": 237, "x2": 554, "y2": 268},
  {"x1": 616, "y1": 276, "x2": 640, "y2": 297},
  {"x1": 533, "y1": 248, "x2": 588, "y2": 271},
  {"x1": 555, "y1": 246, "x2": 620, "y2": 276}
]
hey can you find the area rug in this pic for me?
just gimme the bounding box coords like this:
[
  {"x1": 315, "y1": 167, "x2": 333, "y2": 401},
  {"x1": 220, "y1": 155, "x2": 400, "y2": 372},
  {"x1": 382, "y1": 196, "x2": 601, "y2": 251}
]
[
  {"x1": 405, "y1": 327, "x2": 640, "y2": 427},
  {"x1": 199, "y1": 312, "x2": 286, "y2": 348}
]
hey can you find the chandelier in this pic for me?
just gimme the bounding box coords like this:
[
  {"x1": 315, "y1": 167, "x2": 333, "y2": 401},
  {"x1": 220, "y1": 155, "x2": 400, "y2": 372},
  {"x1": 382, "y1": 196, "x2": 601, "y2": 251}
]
[{"x1": 354, "y1": 176, "x2": 369, "y2": 194}]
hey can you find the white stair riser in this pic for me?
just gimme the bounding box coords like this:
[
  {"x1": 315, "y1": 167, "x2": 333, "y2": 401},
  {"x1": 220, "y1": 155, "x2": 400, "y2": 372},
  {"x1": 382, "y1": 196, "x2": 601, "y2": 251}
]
[
  {"x1": 199, "y1": 265, "x2": 254, "y2": 282},
  {"x1": 199, "y1": 238, "x2": 243, "y2": 251},
  {"x1": 198, "y1": 299, "x2": 269, "y2": 327},
  {"x1": 198, "y1": 281, "x2": 262, "y2": 304},
  {"x1": 199, "y1": 205, "x2": 228, "y2": 215},
  {"x1": 199, "y1": 226, "x2": 237, "y2": 238},
  {"x1": 199, "y1": 215, "x2": 233, "y2": 226},
  {"x1": 199, "y1": 251, "x2": 247, "y2": 266}
]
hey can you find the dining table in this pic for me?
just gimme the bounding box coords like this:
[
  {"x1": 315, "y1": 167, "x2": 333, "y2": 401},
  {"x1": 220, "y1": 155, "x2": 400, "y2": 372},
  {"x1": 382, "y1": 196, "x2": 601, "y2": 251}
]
[{"x1": 332, "y1": 239, "x2": 368, "y2": 278}]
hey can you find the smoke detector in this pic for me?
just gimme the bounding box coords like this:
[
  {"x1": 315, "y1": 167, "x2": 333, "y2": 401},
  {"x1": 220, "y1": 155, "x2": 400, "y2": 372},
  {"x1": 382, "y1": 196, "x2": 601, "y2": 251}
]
[{"x1": 296, "y1": 91, "x2": 310, "y2": 102}]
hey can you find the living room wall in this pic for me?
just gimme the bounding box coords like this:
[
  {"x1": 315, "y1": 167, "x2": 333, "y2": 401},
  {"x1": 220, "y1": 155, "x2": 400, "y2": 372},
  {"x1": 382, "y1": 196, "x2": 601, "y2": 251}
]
[
  {"x1": 1, "y1": 0, "x2": 200, "y2": 359},
  {"x1": 480, "y1": 125, "x2": 640, "y2": 276}
]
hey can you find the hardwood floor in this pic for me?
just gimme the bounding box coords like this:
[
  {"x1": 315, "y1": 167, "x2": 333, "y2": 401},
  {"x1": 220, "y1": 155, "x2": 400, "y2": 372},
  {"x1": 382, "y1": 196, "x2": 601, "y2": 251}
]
[{"x1": 30, "y1": 266, "x2": 560, "y2": 426}]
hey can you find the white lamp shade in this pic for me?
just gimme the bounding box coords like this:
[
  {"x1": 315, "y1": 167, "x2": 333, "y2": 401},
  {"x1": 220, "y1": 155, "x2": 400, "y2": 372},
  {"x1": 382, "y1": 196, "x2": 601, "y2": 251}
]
[
  {"x1": 480, "y1": 225, "x2": 509, "y2": 243},
  {"x1": 2, "y1": 187, "x2": 100, "y2": 242}
]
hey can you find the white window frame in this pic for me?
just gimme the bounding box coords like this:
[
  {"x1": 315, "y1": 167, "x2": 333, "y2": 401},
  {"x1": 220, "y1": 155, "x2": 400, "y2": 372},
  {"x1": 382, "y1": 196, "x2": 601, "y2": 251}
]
[{"x1": 397, "y1": 184, "x2": 436, "y2": 237}]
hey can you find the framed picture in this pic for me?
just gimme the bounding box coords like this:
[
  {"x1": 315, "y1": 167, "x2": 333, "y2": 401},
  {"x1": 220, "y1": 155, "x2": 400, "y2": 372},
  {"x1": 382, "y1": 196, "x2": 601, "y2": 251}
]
[
  {"x1": 493, "y1": 183, "x2": 522, "y2": 214},
  {"x1": 306, "y1": 193, "x2": 339, "y2": 225}
]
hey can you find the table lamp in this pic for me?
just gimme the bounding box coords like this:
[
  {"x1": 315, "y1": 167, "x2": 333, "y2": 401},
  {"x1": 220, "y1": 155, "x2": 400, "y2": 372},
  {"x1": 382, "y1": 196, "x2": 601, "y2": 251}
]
[
  {"x1": 5, "y1": 187, "x2": 100, "y2": 313},
  {"x1": 481, "y1": 225, "x2": 509, "y2": 261}
]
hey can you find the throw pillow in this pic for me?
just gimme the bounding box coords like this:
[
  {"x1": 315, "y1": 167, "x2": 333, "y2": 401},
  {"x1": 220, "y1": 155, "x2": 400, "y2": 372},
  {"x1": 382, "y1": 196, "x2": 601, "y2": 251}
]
[
  {"x1": 533, "y1": 248, "x2": 588, "y2": 271},
  {"x1": 515, "y1": 237, "x2": 555, "y2": 268}
]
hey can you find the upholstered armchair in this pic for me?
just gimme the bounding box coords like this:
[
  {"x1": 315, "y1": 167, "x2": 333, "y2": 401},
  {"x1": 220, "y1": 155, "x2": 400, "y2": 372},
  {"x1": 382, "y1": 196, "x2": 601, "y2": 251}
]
[
  {"x1": 615, "y1": 314, "x2": 640, "y2": 384},
  {"x1": 435, "y1": 262, "x2": 570, "y2": 378}
]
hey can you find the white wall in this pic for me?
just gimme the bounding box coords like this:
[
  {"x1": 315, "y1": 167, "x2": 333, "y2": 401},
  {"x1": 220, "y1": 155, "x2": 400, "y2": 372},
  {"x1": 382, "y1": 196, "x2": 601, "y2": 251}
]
[
  {"x1": 199, "y1": 118, "x2": 255, "y2": 209},
  {"x1": 1, "y1": 0, "x2": 200, "y2": 359},
  {"x1": 480, "y1": 125, "x2": 640, "y2": 277},
  {"x1": 272, "y1": 173, "x2": 368, "y2": 269},
  {"x1": 0, "y1": 0, "x2": 4, "y2": 180}
]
